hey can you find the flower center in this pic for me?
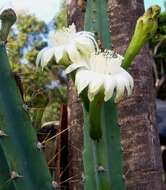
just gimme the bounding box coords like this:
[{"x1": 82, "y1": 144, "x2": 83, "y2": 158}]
[
  {"x1": 89, "y1": 52, "x2": 122, "y2": 75},
  {"x1": 55, "y1": 31, "x2": 74, "y2": 45},
  {"x1": 48, "y1": 25, "x2": 76, "y2": 47}
]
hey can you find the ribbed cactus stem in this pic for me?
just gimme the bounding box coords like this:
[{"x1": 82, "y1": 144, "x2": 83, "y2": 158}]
[
  {"x1": 84, "y1": 0, "x2": 111, "y2": 49},
  {"x1": 0, "y1": 9, "x2": 54, "y2": 190},
  {"x1": 89, "y1": 93, "x2": 104, "y2": 140},
  {"x1": 0, "y1": 146, "x2": 16, "y2": 190},
  {"x1": 122, "y1": 5, "x2": 161, "y2": 70},
  {"x1": 83, "y1": 99, "x2": 126, "y2": 190},
  {"x1": 83, "y1": 105, "x2": 98, "y2": 190},
  {"x1": 83, "y1": 0, "x2": 126, "y2": 189}
]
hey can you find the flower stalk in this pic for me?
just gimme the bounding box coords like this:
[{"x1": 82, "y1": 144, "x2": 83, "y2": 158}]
[
  {"x1": 89, "y1": 93, "x2": 104, "y2": 140},
  {"x1": 122, "y1": 5, "x2": 161, "y2": 70}
]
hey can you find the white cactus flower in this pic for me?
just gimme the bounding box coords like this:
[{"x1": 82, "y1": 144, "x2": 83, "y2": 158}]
[
  {"x1": 65, "y1": 51, "x2": 134, "y2": 102},
  {"x1": 36, "y1": 24, "x2": 98, "y2": 68}
]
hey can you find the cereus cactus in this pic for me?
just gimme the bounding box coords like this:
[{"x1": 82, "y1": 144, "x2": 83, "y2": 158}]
[
  {"x1": 0, "y1": 9, "x2": 54, "y2": 190},
  {"x1": 79, "y1": 0, "x2": 127, "y2": 189},
  {"x1": 81, "y1": 2, "x2": 161, "y2": 190},
  {"x1": 122, "y1": 5, "x2": 161, "y2": 69},
  {"x1": 36, "y1": 1, "x2": 161, "y2": 189}
]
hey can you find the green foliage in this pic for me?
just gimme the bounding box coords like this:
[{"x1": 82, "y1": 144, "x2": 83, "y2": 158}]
[
  {"x1": 54, "y1": 1, "x2": 67, "y2": 29},
  {"x1": 150, "y1": 12, "x2": 166, "y2": 59},
  {"x1": 149, "y1": 11, "x2": 166, "y2": 99},
  {"x1": 6, "y1": 13, "x2": 67, "y2": 128}
]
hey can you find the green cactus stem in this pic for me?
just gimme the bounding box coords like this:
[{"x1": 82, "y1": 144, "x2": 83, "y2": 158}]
[
  {"x1": 89, "y1": 93, "x2": 104, "y2": 140},
  {"x1": 122, "y1": 5, "x2": 161, "y2": 70},
  {"x1": 83, "y1": 99, "x2": 126, "y2": 190},
  {"x1": 83, "y1": 0, "x2": 126, "y2": 189},
  {"x1": 84, "y1": 0, "x2": 111, "y2": 49},
  {"x1": 83, "y1": 105, "x2": 98, "y2": 190},
  {"x1": 0, "y1": 146, "x2": 16, "y2": 190},
  {"x1": 0, "y1": 9, "x2": 54, "y2": 190}
]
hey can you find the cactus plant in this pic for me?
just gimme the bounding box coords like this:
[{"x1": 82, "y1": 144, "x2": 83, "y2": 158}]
[
  {"x1": 83, "y1": 0, "x2": 126, "y2": 189},
  {"x1": 0, "y1": 9, "x2": 54, "y2": 190},
  {"x1": 83, "y1": 2, "x2": 161, "y2": 190},
  {"x1": 0, "y1": 147, "x2": 16, "y2": 190}
]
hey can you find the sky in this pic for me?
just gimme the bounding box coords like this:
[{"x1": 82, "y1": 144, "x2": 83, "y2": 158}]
[
  {"x1": 0, "y1": 0, "x2": 165, "y2": 23},
  {"x1": 144, "y1": 0, "x2": 165, "y2": 11},
  {"x1": 0, "y1": 0, "x2": 62, "y2": 22}
]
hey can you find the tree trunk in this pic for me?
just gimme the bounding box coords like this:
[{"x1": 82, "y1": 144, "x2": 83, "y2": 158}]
[
  {"x1": 108, "y1": 0, "x2": 165, "y2": 189},
  {"x1": 67, "y1": 1, "x2": 85, "y2": 190},
  {"x1": 67, "y1": 82, "x2": 84, "y2": 189},
  {"x1": 67, "y1": 0, "x2": 165, "y2": 189}
]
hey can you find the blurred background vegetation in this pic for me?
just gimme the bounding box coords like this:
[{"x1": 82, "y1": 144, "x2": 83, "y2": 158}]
[
  {"x1": 149, "y1": 2, "x2": 166, "y2": 100},
  {"x1": 7, "y1": 1, "x2": 68, "y2": 130}
]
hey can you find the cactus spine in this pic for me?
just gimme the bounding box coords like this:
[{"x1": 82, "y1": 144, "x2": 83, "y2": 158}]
[
  {"x1": 0, "y1": 147, "x2": 16, "y2": 190},
  {"x1": 0, "y1": 9, "x2": 54, "y2": 190},
  {"x1": 83, "y1": 0, "x2": 126, "y2": 189}
]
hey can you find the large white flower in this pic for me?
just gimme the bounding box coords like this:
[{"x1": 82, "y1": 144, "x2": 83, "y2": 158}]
[
  {"x1": 65, "y1": 51, "x2": 134, "y2": 102},
  {"x1": 36, "y1": 24, "x2": 98, "y2": 68}
]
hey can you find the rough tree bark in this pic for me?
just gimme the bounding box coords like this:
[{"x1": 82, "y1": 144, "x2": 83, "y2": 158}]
[
  {"x1": 67, "y1": 0, "x2": 165, "y2": 189},
  {"x1": 108, "y1": 0, "x2": 164, "y2": 189},
  {"x1": 66, "y1": 1, "x2": 85, "y2": 190}
]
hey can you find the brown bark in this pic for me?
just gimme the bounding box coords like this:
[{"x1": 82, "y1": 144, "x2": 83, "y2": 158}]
[
  {"x1": 108, "y1": 0, "x2": 165, "y2": 189},
  {"x1": 67, "y1": 80, "x2": 84, "y2": 190},
  {"x1": 67, "y1": 1, "x2": 85, "y2": 190}
]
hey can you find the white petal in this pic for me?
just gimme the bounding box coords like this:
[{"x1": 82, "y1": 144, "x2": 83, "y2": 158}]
[
  {"x1": 36, "y1": 48, "x2": 46, "y2": 67},
  {"x1": 75, "y1": 69, "x2": 91, "y2": 95},
  {"x1": 120, "y1": 70, "x2": 134, "y2": 96},
  {"x1": 54, "y1": 47, "x2": 64, "y2": 63},
  {"x1": 77, "y1": 41, "x2": 95, "y2": 54},
  {"x1": 69, "y1": 23, "x2": 76, "y2": 33},
  {"x1": 66, "y1": 44, "x2": 81, "y2": 62},
  {"x1": 114, "y1": 75, "x2": 126, "y2": 102},
  {"x1": 76, "y1": 32, "x2": 98, "y2": 51},
  {"x1": 65, "y1": 61, "x2": 88, "y2": 74},
  {"x1": 104, "y1": 76, "x2": 116, "y2": 101},
  {"x1": 88, "y1": 73, "x2": 104, "y2": 101},
  {"x1": 76, "y1": 37, "x2": 97, "y2": 55},
  {"x1": 40, "y1": 48, "x2": 54, "y2": 68}
]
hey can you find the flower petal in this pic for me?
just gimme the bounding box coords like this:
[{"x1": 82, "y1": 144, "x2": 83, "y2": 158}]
[
  {"x1": 41, "y1": 48, "x2": 54, "y2": 68},
  {"x1": 36, "y1": 48, "x2": 45, "y2": 67},
  {"x1": 115, "y1": 79, "x2": 125, "y2": 102},
  {"x1": 76, "y1": 32, "x2": 99, "y2": 51},
  {"x1": 65, "y1": 44, "x2": 81, "y2": 62},
  {"x1": 104, "y1": 75, "x2": 116, "y2": 101},
  {"x1": 54, "y1": 47, "x2": 64, "y2": 63},
  {"x1": 65, "y1": 61, "x2": 89, "y2": 74},
  {"x1": 88, "y1": 73, "x2": 104, "y2": 101},
  {"x1": 76, "y1": 37, "x2": 97, "y2": 57},
  {"x1": 119, "y1": 70, "x2": 134, "y2": 96},
  {"x1": 75, "y1": 69, "x2": 91, "y2": 95}
]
